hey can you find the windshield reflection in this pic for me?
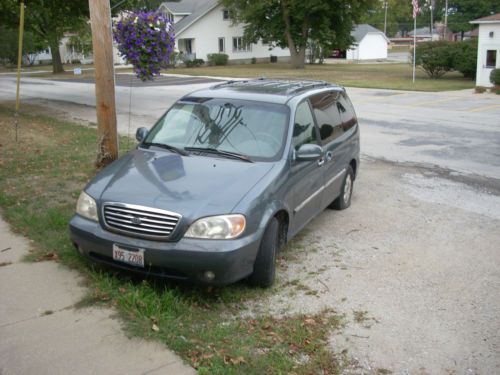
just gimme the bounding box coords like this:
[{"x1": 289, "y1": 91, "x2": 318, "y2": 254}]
[{"x1": 144, "y1": 98, "x2": 289, "y2": 162}]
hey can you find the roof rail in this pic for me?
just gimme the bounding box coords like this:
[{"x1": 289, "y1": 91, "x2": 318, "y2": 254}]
[
  {"x1": 209, "y1": 78, "x2": 333, "y2": 95},
  {"x1": 285, "y1": 80, "x2": 330, "y2": 94},
  {"x1": 210, "y1": 79, "x2": 248, "y2": 89}
]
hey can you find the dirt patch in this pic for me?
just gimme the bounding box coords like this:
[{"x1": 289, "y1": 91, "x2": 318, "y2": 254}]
[{"x1": 245, "y1": 159, "x2": 500, "y2": 374}]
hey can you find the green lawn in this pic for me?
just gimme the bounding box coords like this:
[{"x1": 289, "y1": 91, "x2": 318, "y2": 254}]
[
  {"x1": 171, "y1": 62, "x2": 475, "y2": 92},
  {"x1": 0, "y1": 105, "x2": 347, "y2": 374}
]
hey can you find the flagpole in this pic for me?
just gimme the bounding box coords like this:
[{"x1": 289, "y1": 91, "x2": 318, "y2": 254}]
[{"x1": 413, "y1": 16, "x2": 416, "y2": 83}]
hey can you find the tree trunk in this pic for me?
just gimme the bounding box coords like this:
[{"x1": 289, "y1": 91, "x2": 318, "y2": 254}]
[
  {"x1": 281, "y1": 1, "x2": 307, "y2": 69},
  {"x1": 290, "y1": 46, "x2": 306, "y2": 69},
  {"x1": 49, "y1": 40, "x2": 64, "y2": 73}
]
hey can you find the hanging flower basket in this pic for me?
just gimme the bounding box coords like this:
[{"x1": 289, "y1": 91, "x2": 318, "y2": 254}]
[{"x1": 114, "y1": 11, "x2": 175, "y2": 81}]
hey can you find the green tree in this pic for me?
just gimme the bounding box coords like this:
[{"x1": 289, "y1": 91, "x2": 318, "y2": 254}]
[
  {"x1": 0, "y1": 0, "x2": 89, "y2": 73},
  {"x1": 0, "y1": 26, "x2": 46, "y2": 66},
  {"x1": 68, "y1": 22, "x2": 93, "y2": 58},
  {"x1": 361, "y1": 0, "x2": 413, "y2": 37},
  {"x1": 110, "y1": 0, "x2": 166, "y2": 12},
  {"x1": 220, "y1": 0, "x2": 375, "y2": 69},
  {"x1": 447, "y1": 0, "x2": 500, "y2": 38}
]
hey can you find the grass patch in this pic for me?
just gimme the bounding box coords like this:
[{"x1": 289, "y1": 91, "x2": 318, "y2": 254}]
[
  {"x1": 0, "y1": 105, "x2": 346, "y2": 374},
  {"x1": 170, "y1": 62, "x2": 474, "y2": 92}
]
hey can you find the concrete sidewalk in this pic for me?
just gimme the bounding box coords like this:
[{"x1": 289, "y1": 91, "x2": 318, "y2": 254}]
[{"x1": 0, "y1": 216, "x2": 195, "y2": 375}]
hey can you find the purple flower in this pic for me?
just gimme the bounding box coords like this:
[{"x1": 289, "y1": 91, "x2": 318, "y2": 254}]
[{"x1": 113, "y1": 11, "x2": 175, "y2": 81}]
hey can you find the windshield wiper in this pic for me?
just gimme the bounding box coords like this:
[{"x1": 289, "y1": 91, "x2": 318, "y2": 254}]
[
  {"x1": 142, "y1": 142, "x2": 189, "y2": 156},
  {"x1": 184, "y1": 147, "x2": 253, "y2": 163}
]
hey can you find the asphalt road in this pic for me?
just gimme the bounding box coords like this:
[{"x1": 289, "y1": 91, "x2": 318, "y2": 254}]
[
  {"x1": 53, "y1": 73, "x2": 222, "y2": 87},
  {"x1": 1, "y1": 73, "x2": 499, "y2": 179}
]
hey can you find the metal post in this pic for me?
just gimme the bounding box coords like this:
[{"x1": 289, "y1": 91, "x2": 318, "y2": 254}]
[
  {"x1": 444, "y1": 0, "x2": 448, "y2": 40},
  {"x1": 413, "y1": 16, "x2": 417, "y2": 83},
  {"x1": 384, "y1": 0, "x2": 388, "y2": 36},
  {"x1": 15, "y1": 0, "x2": 25, "y2": 142},
  {"x1": 430, "y1": 0, "x2": 434, "y2": 39}
]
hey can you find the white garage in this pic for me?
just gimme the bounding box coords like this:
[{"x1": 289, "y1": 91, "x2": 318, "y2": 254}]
[
  {"x1": 470, "y1": 13, "x2": 500, "y2": 88},
  {"x1": 346, "y1": 24, "x2": 389, "y2": 61}
]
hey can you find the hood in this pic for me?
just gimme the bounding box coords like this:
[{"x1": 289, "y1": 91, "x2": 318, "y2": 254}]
[{"x1": 88, "y1": 149, "x2": 274, "y2": 220}]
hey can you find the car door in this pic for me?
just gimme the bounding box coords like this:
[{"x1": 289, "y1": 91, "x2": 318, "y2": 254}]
[
  {"x1": 288, "y1": 100, "x2": 324, "y2": 236},
  {"x1": 309, "y1": 91, "x2": 347, "y2": 209}
]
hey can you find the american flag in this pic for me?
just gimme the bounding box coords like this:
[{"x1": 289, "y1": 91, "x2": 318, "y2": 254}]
[{"x1": 412, "y1": 0, "x2": 420, "y2": 19}]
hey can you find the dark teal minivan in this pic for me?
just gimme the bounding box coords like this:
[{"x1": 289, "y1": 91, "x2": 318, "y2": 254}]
[{"x1": 69, "y1": 79, "x2": 360, "y2": 287}]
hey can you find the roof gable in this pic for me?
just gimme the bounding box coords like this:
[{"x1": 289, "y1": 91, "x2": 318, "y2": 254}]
[
  {"x1": 159, "y1": 0, "x2": 218, "y2": 35},
  {"x1": 352, "y1": 24, "x2": 389, "y2": 43}
]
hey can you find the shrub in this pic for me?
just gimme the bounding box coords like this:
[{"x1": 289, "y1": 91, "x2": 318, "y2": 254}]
[
  {"x1": 207, "y1": 53, "x2": 228, "y2": 66},
  {"x1": 413, "y1": 41, "x2": 454, "y2": 78},
  {"x1": 185, "y1": 58, "x2": 204, "y2": 68},
  {"x1": 474, "y1": 86, "x2": 487, "y2": 93},
  {"x1": 113, "y1": 11, "x2": 175, "y2": 81},
  {"x1": 450, "y1": 39, "x2": 477, "y2": 79},
  {"x1": 251, "y1": 57, "x2": 257, "y2": 64},
  {"x1": 490, "y1": 69, "x2": 500, "y2": 86}
]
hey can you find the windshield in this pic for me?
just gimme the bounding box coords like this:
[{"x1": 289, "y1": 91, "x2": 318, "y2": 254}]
[{"x1": 143, "y1": 98, "x2": 289, "y2": 162}]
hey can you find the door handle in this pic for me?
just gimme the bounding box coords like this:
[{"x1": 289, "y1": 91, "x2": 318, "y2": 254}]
[
  {"x1": 325, "y1": 151, "x2": 333, "y2": 161},
  {"x1": 317, "y1": 158, "x2": 325, "y2": 166}
]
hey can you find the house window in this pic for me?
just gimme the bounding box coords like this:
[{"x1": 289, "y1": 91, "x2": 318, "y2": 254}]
[
  {"x1": 232, "y1": 37, "x2": 251, "y2": 52},
  {"x1": 218, "y1": 37, "x2": 225, "y2": 53},
  {"x1": 223, "y1": 9, "x2": 230, "y2": 20},
  {"x1": 486, "y1": 50, "x2": 497, "y2": 68}
]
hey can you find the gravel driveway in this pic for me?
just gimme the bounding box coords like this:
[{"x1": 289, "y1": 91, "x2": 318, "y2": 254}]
[{"x1": 249, "y1": 159, "x2": 500, "y2": 374}]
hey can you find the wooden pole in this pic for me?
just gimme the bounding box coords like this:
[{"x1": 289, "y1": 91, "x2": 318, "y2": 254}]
[{"x1": 89, "y1": 0, "x2": 118, "y2": 167}]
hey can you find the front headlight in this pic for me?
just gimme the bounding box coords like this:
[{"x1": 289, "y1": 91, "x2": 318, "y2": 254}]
[
  {"x1": 76, "y1": 191, "x2": 98, "y2": 221},
  {"x1": 185, "y1": 214, "x2": 246, "y2": 239}
]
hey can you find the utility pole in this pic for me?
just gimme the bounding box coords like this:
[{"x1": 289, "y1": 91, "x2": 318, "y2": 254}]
[
  {"x1": 89, "y1": 0, "x2": 118, "y2": 167},
  {"x1": 383, "y1": 0, "x2": 388, "y2": 36}
]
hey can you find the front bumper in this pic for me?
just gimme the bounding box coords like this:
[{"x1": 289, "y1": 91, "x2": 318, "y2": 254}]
[{"x1": 69, "y1": 215, "x2": 262, "y2": 285}]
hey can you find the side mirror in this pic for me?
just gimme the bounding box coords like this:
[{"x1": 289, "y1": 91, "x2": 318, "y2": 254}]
[
  {"x1": 135, "y1": 127, "x2": 149, "y2": 142},
  {"x1": 295, "y1": 144, "x2": 323, "y2": 161}
]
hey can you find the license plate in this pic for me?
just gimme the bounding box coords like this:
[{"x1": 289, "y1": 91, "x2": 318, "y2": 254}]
[{"x1": 112, "y1": 244, "x2": 145, "y2": 268}]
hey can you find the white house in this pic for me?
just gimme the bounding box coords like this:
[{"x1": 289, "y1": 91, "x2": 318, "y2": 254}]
[
  {"x1": 159, "y1": 0, "x2": 290, "y2": 63},
  {"x1": 470, "y1": 13, "x2": 500, "y2": 88},
  {"x1": 346, "y1": 24, "x2": 389, "y2": 60}
]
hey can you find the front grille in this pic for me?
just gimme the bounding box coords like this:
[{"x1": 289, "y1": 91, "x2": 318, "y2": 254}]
[{"x1": 102, "y1": 202, "x2": 181, "y2": 240}]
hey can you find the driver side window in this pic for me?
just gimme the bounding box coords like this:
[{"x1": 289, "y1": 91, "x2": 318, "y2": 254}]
[{"x1": 293, "y1": 101, "x2": 317, "y2": 150}]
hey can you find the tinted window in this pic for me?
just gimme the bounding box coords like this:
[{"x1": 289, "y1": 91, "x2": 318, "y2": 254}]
[
  {"x1": 337, "y1": 93, "x2": 357, "y2": 132},
  {"x1": 292, "y1": 101, "x2": 317, "y2": 150},
  {"x1": 310, "y1": 92, "x2": 343, "y2": 144}
]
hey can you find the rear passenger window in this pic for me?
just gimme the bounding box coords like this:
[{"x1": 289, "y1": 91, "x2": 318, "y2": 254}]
[
  {"x1": 293, "y1": 101, "x2": 317, "y2": 150},
  {"x1": 337, "y1": 93, "x2": 357, "y2": 132},
  {"x1": 310, "y1": 92, "x2": 343, "y2": 144}
]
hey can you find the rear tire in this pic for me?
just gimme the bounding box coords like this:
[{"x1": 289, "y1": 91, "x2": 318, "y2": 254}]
[
  {"x1": 249, "y1": 217, "x2": 279, "y2": 288},
  {"x1": 331, "y1": 165, "x2": 354, "y2": 210}
]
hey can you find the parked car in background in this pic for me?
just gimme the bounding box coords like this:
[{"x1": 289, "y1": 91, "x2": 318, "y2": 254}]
[{"x1": 69, "y1": 79, "x2": 360, "y2": 287}]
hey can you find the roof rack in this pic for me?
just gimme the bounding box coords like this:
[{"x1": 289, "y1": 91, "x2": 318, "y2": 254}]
[{"x1": 210, "y1": 78, "x2": 333, "y2": 95}]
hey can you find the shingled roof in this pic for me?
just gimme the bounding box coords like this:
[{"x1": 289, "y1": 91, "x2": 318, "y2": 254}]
[
  {"x1": 160, "y1": 0, "x2": 218, "y2": 35},
  {"x1": 351, "y1": 24, "x2": 389, "y2": 43},
  {"x1": 470, "y1": 13, "x2": 500, "y2": 23}
]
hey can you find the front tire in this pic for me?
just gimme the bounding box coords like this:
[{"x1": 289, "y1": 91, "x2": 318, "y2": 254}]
[
  {"x1": 331, "y1": 165, "x2": 354, "y2": 210},
  {"x1": 249, "y1": 217, "x2": 279, "y2": 288}
]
